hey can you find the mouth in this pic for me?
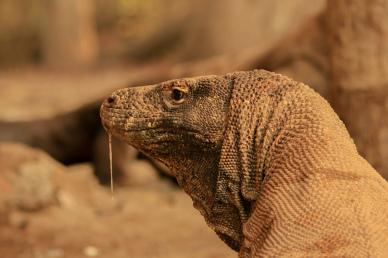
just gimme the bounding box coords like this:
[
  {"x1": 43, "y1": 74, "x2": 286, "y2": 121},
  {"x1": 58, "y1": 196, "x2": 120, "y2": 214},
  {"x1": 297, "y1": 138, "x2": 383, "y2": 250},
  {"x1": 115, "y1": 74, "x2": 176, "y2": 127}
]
[
  {"x1": 100, "y1": 104, "x2": 153, "y2": 131},
  {"x1": 100, "y1": 103, "x2": 206, "y2": 148}
]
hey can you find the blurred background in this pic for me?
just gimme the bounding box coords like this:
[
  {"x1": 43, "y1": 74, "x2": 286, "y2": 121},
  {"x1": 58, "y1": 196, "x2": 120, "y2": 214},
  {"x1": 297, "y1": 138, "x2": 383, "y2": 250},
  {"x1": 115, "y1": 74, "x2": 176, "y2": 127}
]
[{"x1": 0, "y1": 0, "x2": 387, "y2": 257}]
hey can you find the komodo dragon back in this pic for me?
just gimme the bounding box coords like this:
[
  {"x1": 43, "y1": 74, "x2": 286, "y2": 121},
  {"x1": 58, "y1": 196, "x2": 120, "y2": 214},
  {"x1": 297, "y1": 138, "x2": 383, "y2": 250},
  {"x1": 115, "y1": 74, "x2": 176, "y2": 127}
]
[{"x1": 100, "y1": 70, "x2": 388, "y2": 257}]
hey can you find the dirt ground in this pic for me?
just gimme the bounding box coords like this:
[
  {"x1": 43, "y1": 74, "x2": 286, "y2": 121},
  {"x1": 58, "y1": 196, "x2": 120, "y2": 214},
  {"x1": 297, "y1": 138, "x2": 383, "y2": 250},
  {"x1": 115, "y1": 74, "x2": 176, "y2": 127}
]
[{"x1": 0, "y1": 162, "x2": 235, "y2": 258}]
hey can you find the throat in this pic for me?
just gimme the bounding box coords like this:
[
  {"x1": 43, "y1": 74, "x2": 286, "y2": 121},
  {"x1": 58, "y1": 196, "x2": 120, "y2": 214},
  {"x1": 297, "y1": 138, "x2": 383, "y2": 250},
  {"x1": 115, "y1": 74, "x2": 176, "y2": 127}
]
[{"x1": 156, "y1": 150, "x2": 220, "y2": 202}]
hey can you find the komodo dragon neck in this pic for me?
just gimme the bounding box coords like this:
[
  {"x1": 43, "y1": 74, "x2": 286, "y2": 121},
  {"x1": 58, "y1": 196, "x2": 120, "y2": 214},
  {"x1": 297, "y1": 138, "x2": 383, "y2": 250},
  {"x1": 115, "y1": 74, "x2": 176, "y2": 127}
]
[{"x1": 219, "y1": 72, "x2": 388, "y2": 257}]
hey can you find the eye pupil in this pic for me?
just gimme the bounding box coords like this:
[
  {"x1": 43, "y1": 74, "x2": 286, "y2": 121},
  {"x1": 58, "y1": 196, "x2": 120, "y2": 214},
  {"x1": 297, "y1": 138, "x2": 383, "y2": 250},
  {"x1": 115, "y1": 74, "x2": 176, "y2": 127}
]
[{"x1": 172, "y1": 89, "x2": 184, "y2": 101}]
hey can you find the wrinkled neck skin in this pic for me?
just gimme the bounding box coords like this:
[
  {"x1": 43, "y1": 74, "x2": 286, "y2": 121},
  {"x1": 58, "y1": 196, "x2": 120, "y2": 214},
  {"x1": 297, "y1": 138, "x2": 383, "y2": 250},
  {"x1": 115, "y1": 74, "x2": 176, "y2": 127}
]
[
  {"x1": 156, "y1": 148, "x2": 221, "y2": 215},
  {"x1": 215, "y1": 73, "x2": 366, "y2": 256},
  {"x1": 213, "y1": 92, "x2": 285, "y2": 251},
  {"x1": 208, "y1": 71, "x2": 307, "y2": 252}
]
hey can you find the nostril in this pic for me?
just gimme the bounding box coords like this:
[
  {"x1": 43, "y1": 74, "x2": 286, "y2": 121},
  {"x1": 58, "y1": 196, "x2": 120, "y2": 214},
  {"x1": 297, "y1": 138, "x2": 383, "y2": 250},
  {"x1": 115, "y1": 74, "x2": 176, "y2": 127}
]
[{"x1": 107, "y1": 96, "x2": 116, "y2": 104}]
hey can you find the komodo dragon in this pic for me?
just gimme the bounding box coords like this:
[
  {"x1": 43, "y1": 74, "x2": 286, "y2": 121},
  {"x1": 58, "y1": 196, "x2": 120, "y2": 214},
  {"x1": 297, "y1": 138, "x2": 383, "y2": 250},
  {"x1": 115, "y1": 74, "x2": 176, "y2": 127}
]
[{"x1": 100, "y1": 70, "x2": 388, "y2": 257}]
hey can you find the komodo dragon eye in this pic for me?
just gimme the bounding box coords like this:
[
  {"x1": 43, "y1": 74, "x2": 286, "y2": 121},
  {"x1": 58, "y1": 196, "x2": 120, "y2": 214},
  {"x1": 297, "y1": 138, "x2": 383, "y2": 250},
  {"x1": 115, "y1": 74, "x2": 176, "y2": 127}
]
[{"x1": 171, "y1": 88, "x2": 186, "y2": 104}]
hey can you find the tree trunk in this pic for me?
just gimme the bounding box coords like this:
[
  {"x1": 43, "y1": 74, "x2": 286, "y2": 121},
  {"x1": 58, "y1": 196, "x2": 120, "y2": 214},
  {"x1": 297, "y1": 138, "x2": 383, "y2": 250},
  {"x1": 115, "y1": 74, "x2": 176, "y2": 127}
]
[
  {"x1": 326, "y1": 0, "x2": 388, "y2": 179},
  {"x1": 42, "y1": 0, "x2": 99, "y2": 68}
]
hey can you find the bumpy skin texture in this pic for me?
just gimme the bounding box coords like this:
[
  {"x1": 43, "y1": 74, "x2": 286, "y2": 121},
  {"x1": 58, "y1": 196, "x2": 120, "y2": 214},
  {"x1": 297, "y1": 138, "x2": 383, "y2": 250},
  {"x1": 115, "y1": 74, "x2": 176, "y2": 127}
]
[{"x1": 100, "y1": 70, "x2": 388, "y2": 257}]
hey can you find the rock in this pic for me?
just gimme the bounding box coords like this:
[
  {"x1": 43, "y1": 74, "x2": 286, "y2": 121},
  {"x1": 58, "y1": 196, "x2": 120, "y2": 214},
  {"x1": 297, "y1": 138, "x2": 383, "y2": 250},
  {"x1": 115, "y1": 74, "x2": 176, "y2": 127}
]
[
  {"x1": 62, "y1": 163, "x2": 120, "y2": 214},
  {"x1": 0, "y1": 143, "x2": 64, "y2": 212},
  {"x1": 45, "y1": 248, "x2": 65, "y2": 258},
  {"x1": 8, "y1": 211, "x2": 28, "y2": 229},
  {"x1": 34, "y1": 248, "x2": 65, "y2": 258},
  {"x1": 83, "y1": 246, "x2": 100, "y2": 257}
]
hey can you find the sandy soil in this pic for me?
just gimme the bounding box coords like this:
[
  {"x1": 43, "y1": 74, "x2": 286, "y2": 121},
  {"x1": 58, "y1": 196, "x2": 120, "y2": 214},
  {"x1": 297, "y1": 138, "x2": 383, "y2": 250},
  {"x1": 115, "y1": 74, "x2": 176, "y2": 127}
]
[{"x1": 0, "y1": 164, "x2": 235, "y2": 258}]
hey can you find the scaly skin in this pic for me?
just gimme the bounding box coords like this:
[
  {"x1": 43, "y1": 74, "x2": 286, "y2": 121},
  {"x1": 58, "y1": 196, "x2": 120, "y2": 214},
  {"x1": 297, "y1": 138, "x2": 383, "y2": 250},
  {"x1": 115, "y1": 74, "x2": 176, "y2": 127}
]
[{"x1": 100, "y1": 70, "x2": 388, "y2": 257}]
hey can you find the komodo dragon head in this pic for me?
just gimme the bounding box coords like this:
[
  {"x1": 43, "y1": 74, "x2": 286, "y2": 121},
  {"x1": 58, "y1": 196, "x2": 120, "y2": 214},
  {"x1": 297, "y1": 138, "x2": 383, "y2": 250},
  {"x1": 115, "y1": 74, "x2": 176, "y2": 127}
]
[{"x1": 100, "y1": 70, "x2": 300, "y2": 251}]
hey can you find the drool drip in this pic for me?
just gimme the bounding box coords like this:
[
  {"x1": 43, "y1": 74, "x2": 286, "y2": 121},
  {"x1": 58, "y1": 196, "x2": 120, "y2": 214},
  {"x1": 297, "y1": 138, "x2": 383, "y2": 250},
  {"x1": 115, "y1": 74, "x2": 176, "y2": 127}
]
[{"x1": 108, "y1": 133, "x2": 114, "y2": 198}]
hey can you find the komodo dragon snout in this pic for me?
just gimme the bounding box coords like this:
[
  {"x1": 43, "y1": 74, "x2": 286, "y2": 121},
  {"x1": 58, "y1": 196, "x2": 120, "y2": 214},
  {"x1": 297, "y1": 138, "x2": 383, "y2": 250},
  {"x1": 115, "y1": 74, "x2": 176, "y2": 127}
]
[{"x1": 101, "y1": 70, "x2": 388, "y2": 257}]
